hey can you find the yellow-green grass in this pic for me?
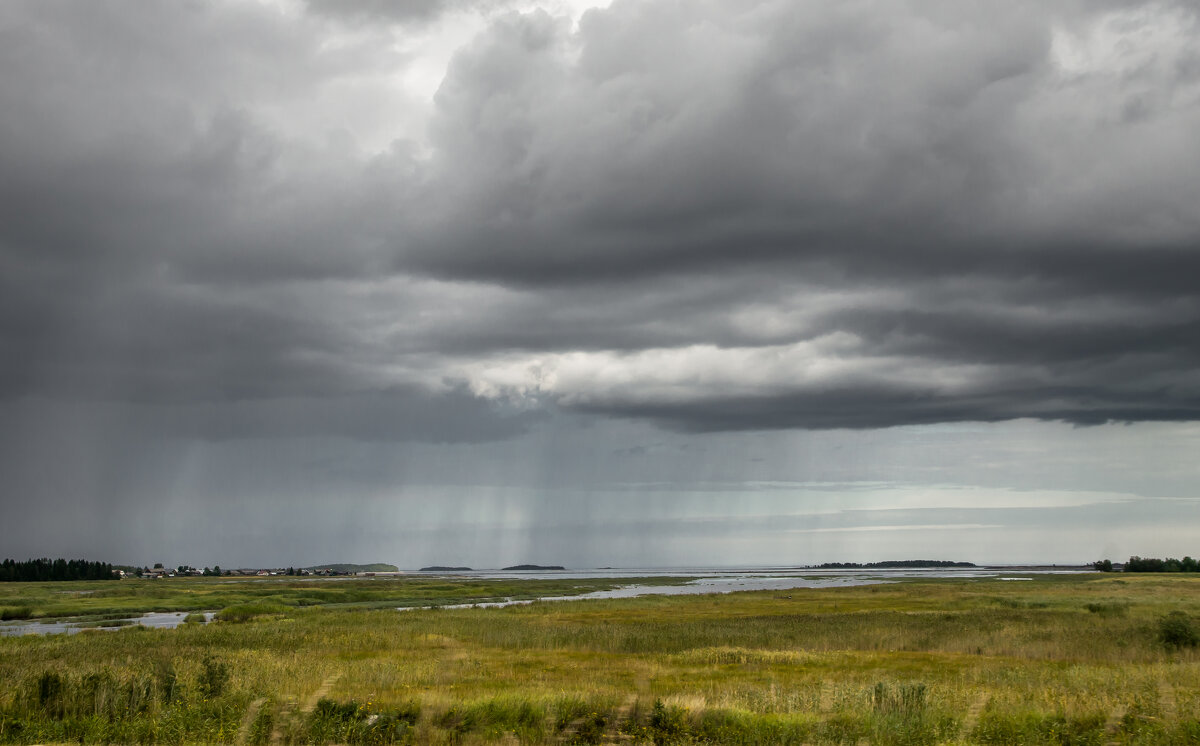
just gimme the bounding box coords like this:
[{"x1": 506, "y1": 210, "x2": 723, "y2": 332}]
[{"x1": 2, "y1": 574, "x2": 1199, "y2": 744}]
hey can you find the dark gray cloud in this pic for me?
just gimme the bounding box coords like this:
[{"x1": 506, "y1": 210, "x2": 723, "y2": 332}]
[
  {"x1": 305, "y1": 0, "x2": 454, "y2": 24},
  {"x1": 304, "y1": 0, "x2": 509, "y2": 26},
  {"x1": 399, "y1": 0, "x2": 1200, "y2": 430},
  {"x1": 0, "y1": 0, "x2": 1198, "y2": 442}
]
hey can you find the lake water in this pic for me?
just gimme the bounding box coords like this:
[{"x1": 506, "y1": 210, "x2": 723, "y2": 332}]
[
  {"x1": 395, "y1": 565, "x2": 1091, "y2": 610},
  {"x1": 0, "y1": 610, "x2": 216, "y2": 637}
]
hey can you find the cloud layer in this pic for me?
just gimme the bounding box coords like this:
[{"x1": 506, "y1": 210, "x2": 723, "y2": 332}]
[{"x1": 1, "y1": 0, "x2": 1198, "y2": 437}]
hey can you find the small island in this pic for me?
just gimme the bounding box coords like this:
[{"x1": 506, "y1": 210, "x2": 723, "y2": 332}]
[
  {"x1": 419, "y1": 566, "x2": 474, "y2": 572},
  {"x1": 502, "y1": 564, "x2": 566, "y2": 571}
]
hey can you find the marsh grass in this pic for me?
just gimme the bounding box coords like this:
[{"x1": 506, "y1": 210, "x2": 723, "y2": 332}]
[
  {"x1": 0, "y1": 607, "x2": 32, "y2": 621},
  {"x1": 0, "y1": 575, "x2": 690, "y2": 623},
  {"x1": 2, "y1": 574, "x2": 1200, "y2": 743}
]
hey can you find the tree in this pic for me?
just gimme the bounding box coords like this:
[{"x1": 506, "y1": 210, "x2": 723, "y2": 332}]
[
  {"x1": 1093, "y1": 559, "x2": 1113, "y2": 572},
  {"x1": 1126, "y1": 556, "x2": 1166, "y2": 572}
]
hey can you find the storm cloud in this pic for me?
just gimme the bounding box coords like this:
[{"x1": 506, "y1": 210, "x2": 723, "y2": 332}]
[{"x1": 1, "y1": 0, "x2": 1198, "y2": 438}]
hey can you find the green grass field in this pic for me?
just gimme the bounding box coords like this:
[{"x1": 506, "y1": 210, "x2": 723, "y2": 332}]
[{"x1": 2, "y1": 573, "x2": 1199, "y2": 744}]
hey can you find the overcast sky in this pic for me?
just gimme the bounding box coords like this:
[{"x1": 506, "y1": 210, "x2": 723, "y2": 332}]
[{"x1": 2, "y1": 0, "x2": 1199, "y2": 569}]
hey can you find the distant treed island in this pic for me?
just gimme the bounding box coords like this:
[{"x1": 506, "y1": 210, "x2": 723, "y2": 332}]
[{"x1": 502, "y1": 565, "x2": 567, "y2": 571}]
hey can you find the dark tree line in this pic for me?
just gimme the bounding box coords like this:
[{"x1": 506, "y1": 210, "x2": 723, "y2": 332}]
[
  {"x1": 1123, "y1": 556, "x2": 1199, "y2": 573},
  {"x1": 1093, "y1": 556, "x2": 1200, "y2": 572},
  {"x1": 0, "y1": 558, "x2": 116, "y2": 582}
]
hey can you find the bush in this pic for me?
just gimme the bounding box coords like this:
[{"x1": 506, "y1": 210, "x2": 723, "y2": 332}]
[
  {"x1": 1159, "y1": 611, "x2": 1199, "y2": 648},
  {"x1": 648, "y1": 700, "x2": 688, "y2": 744},
  {"x1": 310, "y1": 698, "x2": 419, "y2": 744},
  {"x1": 553, "y1": 695, "x2": 592, "y2": 730},
  {"x1": 572, "y1": 711, "x2": 607, "y2": 744},
  {"x1": 154, "y1": 658, "x2": 179, "y2": 704},
  {"x1": 33, "y1": 672, "x2": 66, "y2": 719},
  {"x1": 197, "y1": 656, "x2": 229, "y2": 698}
]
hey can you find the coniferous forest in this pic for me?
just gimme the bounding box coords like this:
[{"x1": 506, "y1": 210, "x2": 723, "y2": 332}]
[{"x1": 0, "y1": 558, "x2": 116, "y2": 582}]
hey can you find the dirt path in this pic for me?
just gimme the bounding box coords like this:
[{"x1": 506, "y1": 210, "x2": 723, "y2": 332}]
[
  {"x1": 268, "y1": 696, "x2": 296, "y2": 746},
  {"x1": 961, "y1": 692, "x2": 989, "y2": 735},
  {"x1": 301, "y1": 674, "x2": 342, "y2": 714},
  {"x1": 1159, "y1": 681, "x2": 1177, "y2": 723},
  {"x1": 1102, "y1": 704, "x2": 1127, "y2": 746},
  {"x1": 234, "y1": 697, "x2": 265, "y2": 746},
  {"x1": 600, "y1": 695, "x2": 638, "y2": 744},
  {"x1": 269, "y1": 673, "x2": 342, "y2": 745}
]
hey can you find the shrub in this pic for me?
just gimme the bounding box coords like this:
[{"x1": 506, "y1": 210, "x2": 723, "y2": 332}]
[
  {"x1": 1159, "y1": 611, "x2": 1199, "y2": 648},
  {"x1": 648, "y1": 700, "x2": 688, "y2": 744},
  {"x1": 309, "y1": 698, "x2": 419, "y2": 744},
  {"x1": 197, "y1": 656, "x2": 229, "y2": 698},
  {"x1": 553, "y1": 695, "x2": 591, "y2": 730},
  {"x1": 33, "y1": 672, "x2": 66, "y2": 719},
  {"x1": 154, "y1": 658, "x2": 179, "y2": 704},
  {"x1": 572, "y1": 711, "x2": 607, "y2": 744}
]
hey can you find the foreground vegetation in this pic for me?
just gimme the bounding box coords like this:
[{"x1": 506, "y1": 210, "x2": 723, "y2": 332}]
[{"x1": 2, "y1": 573, "x2": 1199, "y2": 744}]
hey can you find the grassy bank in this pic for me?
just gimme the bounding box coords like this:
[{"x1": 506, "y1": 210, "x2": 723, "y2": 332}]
[{"x1": 1, "y1": 573, "x2": 1199, "y2": 744}]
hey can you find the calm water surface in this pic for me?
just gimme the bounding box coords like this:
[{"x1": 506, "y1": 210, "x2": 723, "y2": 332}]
[{"x1": 0, "y1": 611, "x2": 216, "y2": 637}]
